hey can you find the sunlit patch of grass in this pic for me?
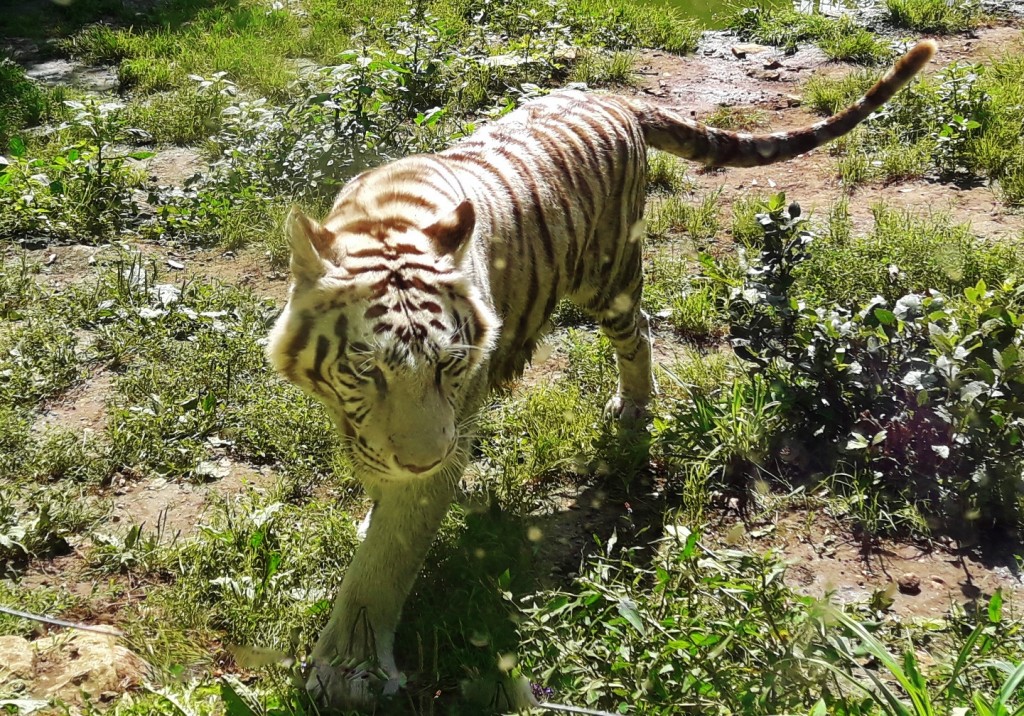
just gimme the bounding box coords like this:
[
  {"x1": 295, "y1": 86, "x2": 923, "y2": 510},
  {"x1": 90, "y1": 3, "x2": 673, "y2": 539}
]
[
  {"x1": 646, "y1": 150, "x2": 692, "y2": 194},
  {"x1": 796, "y1": 204, "x2": 1024, "y2": 306},
  {"x1": 647, "y1": 191, "x2": 720, "y2": 244},
  {"x1": 569, "y1": 49, "x2": 636, "y2": 85},
  {"x1": 703, "y1": 105, "x2": 770, "y2": 132},
  {"x1": 725, "y1": 6, "x2": 891, "y2": 64},
  {"x1": 885, "y1": 0, "x2": 982, "y2": 33}
]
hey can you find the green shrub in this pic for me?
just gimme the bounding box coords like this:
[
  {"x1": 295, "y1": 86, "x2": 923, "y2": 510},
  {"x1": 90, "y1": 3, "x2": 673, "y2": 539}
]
[
  {"x1": 718, "y1": 195, "x2": 1024, "y2": 536},
  {"x1": 0, "y1": 59, "x2": 46, "y2": 146},
  {"x1": 885, "y1": 0, "x2": 981, "y2": 33}
]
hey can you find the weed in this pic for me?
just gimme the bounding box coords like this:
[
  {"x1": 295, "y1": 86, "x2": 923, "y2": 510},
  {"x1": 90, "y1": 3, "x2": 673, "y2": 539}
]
[
  {"x1": 90, "y1": 520, "x2": 172, "y2": 574},
  {"x1": 703, "y1": 105, "x2": 769, "y2": 132},
  {"x1": 477, "y1": 378, "x2": 604, "y2": 507},
  {"x1": 519, "y1": 532, "x2": 812, "y2": 714},
  {"x1": 729, "y1": 193, "x2": 773, "y2": 248},
  {"x1": 59, "y1": 23, "x2": 138, "y2": 63},
  {"x1": 646, "y1": 150, "x2": 691, "y2": 193},
  {"x1": 647, "y1": 191, "x2": 720, "y2": 245},
  {"x1": 804, "y1": 69, "x2": 877, "y2": 115},
  {"x1": 568, "y1": 49, "x2": 636, "y2": 86},
  {"x1": 0, "y1": 100, "x2": 153, "y2": 242},
  {"x1": 725, "y1": 6, "x2": 891, "y2": 64},
  {"x1": 0, "y1": 487, "x2": 100, "y2": 572},
  {"x1": 150, "y1": 493, "x2": 359, "y2": 658},
  {"x1": 885, "y1": 0, "x2": 982, "y2": 33},
  {"x1": 0, "y1": 58, "x2": 46, "y2": 146},
  {"x1": 799, "y1": 204, "x2": 1023, "y2": 306}
]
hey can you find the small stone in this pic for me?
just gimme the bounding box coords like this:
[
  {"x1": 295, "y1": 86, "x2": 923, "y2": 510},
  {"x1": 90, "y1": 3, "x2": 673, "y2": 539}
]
[
  {"x1": 732, "y1": 43, "x2": 769, "y2": 59},
  {"x1": 18, "y1": 237, "x2": 47, "y2": 251},
  {"x1": 0, "y1": 635, "x2": 35, "y2": 680},
  {"x1": 763, "y1": 59, "x2": 783, "y2": 70},
  {"x1": 898, "y1": 573, "x2": 922, "y2": 595}
]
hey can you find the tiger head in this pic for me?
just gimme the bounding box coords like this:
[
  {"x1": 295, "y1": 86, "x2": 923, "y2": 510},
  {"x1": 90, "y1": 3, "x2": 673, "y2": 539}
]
[{"x1": 266, "y1": 200, "x2": 497, "y2": 482}]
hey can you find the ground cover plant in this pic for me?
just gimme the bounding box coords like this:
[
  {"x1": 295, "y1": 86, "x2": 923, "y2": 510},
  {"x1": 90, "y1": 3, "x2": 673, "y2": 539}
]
[
  {"x1": 724, "y1": 4, "x2": 892, "y2": 64},
  {"x1": 1, "y1": 0, "x2": 1023, "y2": 714}
]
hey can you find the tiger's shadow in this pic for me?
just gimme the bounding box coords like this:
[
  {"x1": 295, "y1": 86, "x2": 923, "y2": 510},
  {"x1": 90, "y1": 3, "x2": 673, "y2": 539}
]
[{"x1": 391, "y1": 438, "x2": 679, "y2": 715}]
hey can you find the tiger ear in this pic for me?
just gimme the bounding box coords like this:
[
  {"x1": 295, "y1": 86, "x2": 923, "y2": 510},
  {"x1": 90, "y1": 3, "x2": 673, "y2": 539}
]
[
  {"x1": 423, "y1": 199, "x2": 475, "y2": 257},
  {"x1": 285, "y1": 206, "x2": 333, "y2": 282}
]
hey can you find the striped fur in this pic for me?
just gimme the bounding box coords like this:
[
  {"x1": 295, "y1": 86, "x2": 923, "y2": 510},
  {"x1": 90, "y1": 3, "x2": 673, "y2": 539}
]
[{"x1": 265, "y1": 39, "x2": 935, "y2": 708}]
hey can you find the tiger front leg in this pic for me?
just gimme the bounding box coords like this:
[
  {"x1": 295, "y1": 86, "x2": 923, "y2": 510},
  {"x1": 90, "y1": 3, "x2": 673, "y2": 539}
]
[{"x1": 306, "y1": 477, "x2": 454, "y2": 710}]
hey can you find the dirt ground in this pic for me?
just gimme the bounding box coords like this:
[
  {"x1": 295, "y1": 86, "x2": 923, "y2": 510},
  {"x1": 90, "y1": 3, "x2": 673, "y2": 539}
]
[{"x1": 635, "y1": 24, "x2": 1024, "y2": 240}]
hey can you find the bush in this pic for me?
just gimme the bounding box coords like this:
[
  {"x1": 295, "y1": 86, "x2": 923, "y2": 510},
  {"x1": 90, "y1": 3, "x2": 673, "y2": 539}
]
[
  {"x1": 0, "y1": 59, "x2": 45, "y2": 146},
  {"x1": 717, "y1": 195, "x2": 1024, "y2": 536}
]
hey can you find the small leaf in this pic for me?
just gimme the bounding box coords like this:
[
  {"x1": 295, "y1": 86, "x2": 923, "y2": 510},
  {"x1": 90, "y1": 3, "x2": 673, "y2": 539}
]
[
  {"x1": 616, "y1": 598, "x2": 644, "y2": 634},
  {"x1": 874, "y1": 308, "x2": 896, "y2": 325},
  {"x1": 988, "y1": 589, "x2": 1003, "y2": 624}
]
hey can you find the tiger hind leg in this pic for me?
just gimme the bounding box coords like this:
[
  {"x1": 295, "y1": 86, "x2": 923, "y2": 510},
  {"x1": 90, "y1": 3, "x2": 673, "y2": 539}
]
[{"x1": 599, "y1": 303, "x2": 655, "y2": 425}]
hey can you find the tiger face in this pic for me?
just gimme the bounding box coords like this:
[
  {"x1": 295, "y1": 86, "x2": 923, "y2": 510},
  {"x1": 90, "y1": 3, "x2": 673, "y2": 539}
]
[{"x1": 266, "y1": 202, "x2": 497, "y2": 481}]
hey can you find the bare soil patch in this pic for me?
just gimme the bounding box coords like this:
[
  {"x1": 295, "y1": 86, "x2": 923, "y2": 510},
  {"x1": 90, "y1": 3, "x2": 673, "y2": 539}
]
[
  {"x1": 634, "y1": 25, "x2": 1024, "y2": 242},
  {"x1": 33, "y1": 370, "x2": 112, "y2": 436},
  {"x1": 728, "y1": 508, "x2": 1024, "y2": 620},
  {"x1": 107, "y1": 461, "x2": 277, "y2": 539}
]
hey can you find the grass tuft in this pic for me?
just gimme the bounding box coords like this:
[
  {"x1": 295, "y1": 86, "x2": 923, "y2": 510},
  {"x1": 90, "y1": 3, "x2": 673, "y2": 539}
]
[{"x1": 885, "y1": 0, "x2": 982, "y2": 33}]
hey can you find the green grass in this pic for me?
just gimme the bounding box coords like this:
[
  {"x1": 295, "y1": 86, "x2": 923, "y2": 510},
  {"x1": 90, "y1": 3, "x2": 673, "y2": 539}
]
[
  {"x1": 702, "y1": 105, "x2": 769, "y2": 132},
  {"x1": 0, "y1": 58, "x2": 46, "y2": 146},
  {"x1": 798, "y1": 204, "x2": 1024, "y2": 307},
  {"x1": 568, "y1": 49, "x2": 636, "y2": 86},
  {"x1": 646, "y1": 150, "x2": 692, "y2": 194},
  {"x1": 647, "y1": 191, "x2": 721, "y2": 244},
  {"x1": 885, "y1": 0, "x2": 982, "y2": 33},
  {"x1": 725, "y1": 5, "x2": 892, "y2": 64},
  {"x1": 804, "y1": 56, "x2": 1024, "y2": 204}
]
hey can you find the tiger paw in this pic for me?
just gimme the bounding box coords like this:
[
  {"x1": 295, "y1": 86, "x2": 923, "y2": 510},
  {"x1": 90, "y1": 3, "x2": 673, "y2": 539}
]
[
  {"x1": 603, "y1": 394, "x2": 649, "y2": 426},
  {"x1": 305, "y1": 656, "x2": 405, "y2": 711}
]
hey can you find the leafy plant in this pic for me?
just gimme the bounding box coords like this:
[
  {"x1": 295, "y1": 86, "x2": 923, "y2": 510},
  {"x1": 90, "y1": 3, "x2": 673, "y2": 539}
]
[
  {"x1": 0, "y1": 100, "x2": 153, "y2": 242},
  {"x1": 711, "y1": 193, "x2": 1024, "y2": 535}
]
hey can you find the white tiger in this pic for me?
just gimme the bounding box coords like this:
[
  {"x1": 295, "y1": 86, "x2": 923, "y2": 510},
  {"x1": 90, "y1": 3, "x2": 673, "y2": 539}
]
[{"x1": 265, "y1": 40, "x2": 936, "y2": 708}]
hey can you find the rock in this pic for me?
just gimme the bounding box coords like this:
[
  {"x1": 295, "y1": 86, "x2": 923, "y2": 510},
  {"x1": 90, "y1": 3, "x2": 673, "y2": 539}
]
[
  {"x1": 30, "y1": 632, "x2": 147, "y2": 704},
  {"x1": 763, "y1": 59, "x2": 783, "y2": 70},
  {"x1": 0, "y1": 635, "x2": 35, "y2": 681},
  {"x1": 898, "y1": 573, "x2": 922, "y2": 595},
  {"x1": 731, "y1": 43, "x2": 769, "y2": 59},
  {"x1": 18, "y1": 237, "x2": 48, "y2": 251}
]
